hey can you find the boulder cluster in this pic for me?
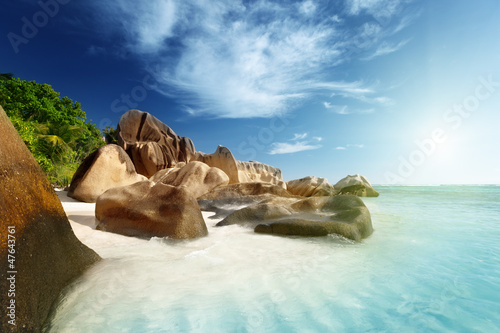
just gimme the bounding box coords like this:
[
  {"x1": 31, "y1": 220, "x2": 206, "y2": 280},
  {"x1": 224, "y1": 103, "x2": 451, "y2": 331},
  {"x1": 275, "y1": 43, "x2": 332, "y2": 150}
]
[{"x1": 68, "y1": 109, "x2": 379, "y2": 241}]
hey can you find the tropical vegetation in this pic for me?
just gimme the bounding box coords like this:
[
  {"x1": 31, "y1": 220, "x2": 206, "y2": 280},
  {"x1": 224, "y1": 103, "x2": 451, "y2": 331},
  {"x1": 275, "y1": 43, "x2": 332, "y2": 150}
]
[{"x1": 0, "y1": 74, "x2": 106, "y2": 186}]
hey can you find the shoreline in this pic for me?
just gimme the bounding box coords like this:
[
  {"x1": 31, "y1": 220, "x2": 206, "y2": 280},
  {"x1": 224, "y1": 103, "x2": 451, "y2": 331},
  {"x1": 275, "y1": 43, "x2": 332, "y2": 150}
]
[
  {"x1": 56, "y1": 190, "x2": 220, "y2": 257},
  {"x1": 56, "y1": 190, "x2": 145, "y2": 256}
]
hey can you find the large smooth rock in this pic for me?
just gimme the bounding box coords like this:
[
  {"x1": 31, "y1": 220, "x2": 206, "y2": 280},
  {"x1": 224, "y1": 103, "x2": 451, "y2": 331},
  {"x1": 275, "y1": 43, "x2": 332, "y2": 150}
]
[
  {"x1": 286, "y1": 176, "x2": 338, "y2": 197},
  {"x1": 198, "y1": 183, "x2": 296, "y2": 219},
  {"x1": 117, "y1": 110, "x2": 197, "y2": 178},
  {"x1": 68, "y1": 144, "x2": 147, "y2": 203},
  {"x1": 95, "y1": 181, "x2": 207, "y2": 239},
  {"x1": 148, "y1": 162, "x2": 185, "y2": 183},
  {"x1": 217, "y1": 195, "x2": 372, "y2": 241},
  {"x1": 196, "y1": 145, "x2": 285, "y2": 187},
  {"x1": 237, "y1": 160, "x2": 286, "y2": 188},
  {"x1": 0, "y1": 106, "x2": 100, "y2": 332},
  {"x1": 117, "y1": 110, "x2": 285, "y2": 187},
  {"x1": 196, "y1": 145, "x2": 240, "y2": 184},
  {"x1": 152, "y1": 161, "x2": 229, "y2": 198},
  {"x1": 216, "y1": 200, "x2": 296, "y2": 227},
  {"x1": 199, "y1": 182, "x2": 293, "y2": 200},
  {"x1": 334, "y1": 174, "x2": 379, "y2": 197}
]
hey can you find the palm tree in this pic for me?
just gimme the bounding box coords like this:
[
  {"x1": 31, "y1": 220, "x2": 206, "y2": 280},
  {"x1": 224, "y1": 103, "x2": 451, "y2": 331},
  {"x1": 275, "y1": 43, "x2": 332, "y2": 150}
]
[{"x1": 35, "y1": 122, "x2": 83, "y2": 163}]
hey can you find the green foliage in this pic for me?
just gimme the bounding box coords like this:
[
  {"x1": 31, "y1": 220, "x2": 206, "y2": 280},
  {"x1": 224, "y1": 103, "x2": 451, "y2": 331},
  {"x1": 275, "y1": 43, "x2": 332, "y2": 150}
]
[
  {"x1": 103, "y1": 126, "x2": 119, "y2": 144},
  {"x1": 1, "y1": 76, "x2": 106, "y2": 186},
  {"x1": 76, "y1": 122, "x2": 105, "y2": 161},
  {"x1": 9, "y1": 116, "x2": 55, "y2": 174},
  {"x1": 0, "y1": 78, "x2": 86, "y2": 124},
  {"x1": 49, "y1": 163, "x2": 80, "y2": 188}
]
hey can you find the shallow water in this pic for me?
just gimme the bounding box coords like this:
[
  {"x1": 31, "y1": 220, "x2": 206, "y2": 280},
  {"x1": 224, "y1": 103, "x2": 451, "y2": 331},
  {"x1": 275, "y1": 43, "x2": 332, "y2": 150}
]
[{"x1": 47, "y1": 186, "x2": 500, "y2": 332}]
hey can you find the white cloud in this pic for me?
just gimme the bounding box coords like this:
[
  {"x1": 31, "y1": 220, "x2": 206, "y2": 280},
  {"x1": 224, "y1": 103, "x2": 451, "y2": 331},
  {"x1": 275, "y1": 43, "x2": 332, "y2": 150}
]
[
  {"x1": 86, "y1": 0, "x2": 414, "y2": 118},
  {"x1": 152, "y1": 2, "x2": 346, "y2": 118},
  {"x1": 269, "y1": 141, "x2": 322, "y2": 155},
  {"x1": 336, "y1": 143, "x2": 365, "y2": 150},
  {"x1": 331, "y1": 15, "x2": 342, "y2": 23},
  {"x1": 182, "y1": 106, "x2": 197, "y2": 116},
  {"x1": 92, "y1": 0, "x2": 178, "y2": 54},
  {"x1": 363, "y1": 39, "x2": 410, "y2": 60},
  {"x1": 313, "y1": 81, "x2": 374, "y2": 95},
  {"x1": 292, "y1": 133, "x2": 308, "y2": 140},
  {"x1": 323, "y1": 103, "x2": 350, "y2": 114},
  {"x1": 346, "y1": 0, "x2": 403, "y2": 19},
  {"x1": 299, "y1": 0, "x2": 317, "y2": 15},
  {"x1": 394, "y1": 9, "x2": 421, "y2": 33},
  {"x1": 331, "y1": 91, "x2": 394, "y2": 106},
  {"x1": 269, "y1": 132, "x2": 322, "y2": 154}
]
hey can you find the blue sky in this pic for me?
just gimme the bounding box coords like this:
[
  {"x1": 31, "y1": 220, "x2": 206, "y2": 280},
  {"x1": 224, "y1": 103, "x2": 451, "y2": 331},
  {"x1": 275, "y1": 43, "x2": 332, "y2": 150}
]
[{"x1": 1, "y1": 0, "x2": 499, "y2": 184}]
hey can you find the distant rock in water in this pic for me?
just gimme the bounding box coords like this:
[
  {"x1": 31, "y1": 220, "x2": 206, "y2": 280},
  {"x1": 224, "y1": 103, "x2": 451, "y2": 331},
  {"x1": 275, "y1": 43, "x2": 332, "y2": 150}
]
[
  {"x1": 117, "y1": 109, "x2": 197, "y2": 178},
  {"x1": 286, "y1": 176, "x2": 338, "y2": 197},
  {"x1": 95, "y1": 181, "x2": 207, "y2": 239},
  {"x1": 338, "y1": 184, "x2": 366, "y2": 195},
  {"x1": 334, "y1": 174, "x2": 379, "y2": 197},
  {"x1": 68, "y1": 144, "x2": 147, "y2": 203},
  {"x1": 217, "y1": 194, "x2": 373, "y2": 241},
  {"x1": 0, "y1": 106, "x2": 100, "y2": 332},
  {"x1": 151, "y1": 161, "x2": 229, "y2": 199}
]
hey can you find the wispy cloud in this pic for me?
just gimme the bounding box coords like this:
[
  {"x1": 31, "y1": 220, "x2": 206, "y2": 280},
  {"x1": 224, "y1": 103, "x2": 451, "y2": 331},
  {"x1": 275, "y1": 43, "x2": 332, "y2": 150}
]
[
  {"x1": 316, "y1": 80, "x2": 394, "y2": 110},
  {"x1": 323, "y1": 103, "x2": 376, "y2": 115},
  {"x1": 341, "y1": 93, "x2": 394, "y2": 106},
  {"x1": 311, "y1": 81, "x2": 374, "y2": 95},
  {"x1": 269, "y1": 132, "x2": 322, "y2": 154},
  {"x1": 299, "y1": 0, "x2": 317, "y2": 15},
  {"x1": 269, "y1": 141, "x2": 322, "y2": 155},
  {"x1": 85, "y1": 0, "x2": 414, "y2": 118},
  {"x1": 89, "y1": 0, "x2": 179, "y2": 54},
  {"x1": 394, "y1": 9, "x2": 422, "y2": 33},
  {"x1": 362, "y1": 39, "x2": 410, "y2": 60},
  {"x1": 292, "y1": 133, "x2": 308, "y2": 140},
  {"x1": 336, "y1": 143, "x2": 365, "y2": 150},
  {"x1": 346, "y1": 0, "x2": 404, "y2": 20},
  {"x1": 323, "y1": 103, "x2": 349, "y2": 114},
  {"x1": 325, "y1": 87, "x2": 395, "y2": 107}
]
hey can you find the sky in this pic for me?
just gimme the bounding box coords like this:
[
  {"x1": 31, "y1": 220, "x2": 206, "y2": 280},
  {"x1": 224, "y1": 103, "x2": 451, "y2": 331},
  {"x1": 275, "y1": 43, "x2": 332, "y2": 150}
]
[{"x1": 1, "y1": 0, "x2": 499, "y2": 185}]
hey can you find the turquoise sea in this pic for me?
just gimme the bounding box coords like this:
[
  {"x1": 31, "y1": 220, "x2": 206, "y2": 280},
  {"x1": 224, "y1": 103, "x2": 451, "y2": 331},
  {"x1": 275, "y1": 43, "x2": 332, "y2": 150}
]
[{"x1": 47, "y1": 186, "x2": 500, "y2": 332}]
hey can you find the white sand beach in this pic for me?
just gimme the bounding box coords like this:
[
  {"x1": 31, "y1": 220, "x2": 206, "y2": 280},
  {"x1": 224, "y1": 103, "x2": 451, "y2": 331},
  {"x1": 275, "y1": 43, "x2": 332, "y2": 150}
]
[{"x1": 56, "y1": 190, "x2": 217, "y2": 256}]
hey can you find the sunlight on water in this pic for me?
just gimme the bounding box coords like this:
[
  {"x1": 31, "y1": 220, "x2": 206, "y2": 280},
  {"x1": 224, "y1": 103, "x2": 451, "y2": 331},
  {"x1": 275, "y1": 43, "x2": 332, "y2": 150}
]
[{"x1": 47, "y1": 186, "x2": 500, "y2": 332}]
